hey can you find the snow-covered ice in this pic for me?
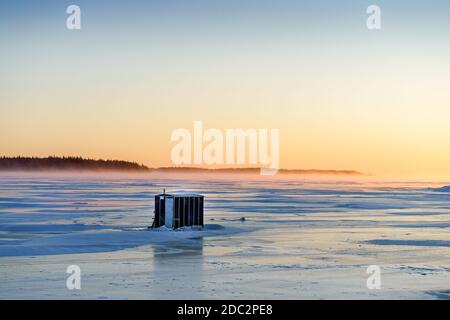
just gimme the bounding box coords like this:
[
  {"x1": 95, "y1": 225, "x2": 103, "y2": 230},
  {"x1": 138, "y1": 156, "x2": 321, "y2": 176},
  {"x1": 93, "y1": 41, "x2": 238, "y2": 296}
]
[{"x1": 0, "y1": 173, "x2": 449, "y2": 299}]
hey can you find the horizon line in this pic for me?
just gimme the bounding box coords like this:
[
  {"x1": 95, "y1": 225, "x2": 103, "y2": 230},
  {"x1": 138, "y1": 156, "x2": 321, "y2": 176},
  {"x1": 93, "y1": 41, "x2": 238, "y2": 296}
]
[{"x1": 0, "y1": 156, "x2": 369, "y2": 176}]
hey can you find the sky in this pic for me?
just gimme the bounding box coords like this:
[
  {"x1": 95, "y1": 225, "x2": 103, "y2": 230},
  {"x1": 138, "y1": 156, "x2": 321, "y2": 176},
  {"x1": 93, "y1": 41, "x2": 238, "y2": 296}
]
[{"x1": 1, "y1": 0, "x2": 450, "y2": 178}]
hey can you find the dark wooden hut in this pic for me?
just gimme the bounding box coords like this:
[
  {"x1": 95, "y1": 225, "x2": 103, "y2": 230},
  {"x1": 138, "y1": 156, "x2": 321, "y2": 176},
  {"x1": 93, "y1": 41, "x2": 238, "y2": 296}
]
[{"x1": 153, "y1": 193, "x2": 204, "y2": 229}]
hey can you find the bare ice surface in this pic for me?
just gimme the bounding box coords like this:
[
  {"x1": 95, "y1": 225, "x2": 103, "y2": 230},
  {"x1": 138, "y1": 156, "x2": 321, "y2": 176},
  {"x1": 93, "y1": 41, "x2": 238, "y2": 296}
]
[{"x1": 0, "y1": 173, "x2": 449, "y2": 299}]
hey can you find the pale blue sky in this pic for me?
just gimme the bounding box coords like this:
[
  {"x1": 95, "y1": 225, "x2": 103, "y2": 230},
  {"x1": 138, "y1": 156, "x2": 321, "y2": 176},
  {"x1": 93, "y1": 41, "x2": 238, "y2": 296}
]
[{"x1": 1, "y1": 1, "x2": 450, "y2": 177}]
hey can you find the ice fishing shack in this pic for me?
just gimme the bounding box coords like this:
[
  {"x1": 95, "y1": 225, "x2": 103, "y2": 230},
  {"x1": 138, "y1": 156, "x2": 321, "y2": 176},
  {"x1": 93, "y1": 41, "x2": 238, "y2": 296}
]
[{"x1": 152, "y1": 192, "x2": 204, "y2": 229}]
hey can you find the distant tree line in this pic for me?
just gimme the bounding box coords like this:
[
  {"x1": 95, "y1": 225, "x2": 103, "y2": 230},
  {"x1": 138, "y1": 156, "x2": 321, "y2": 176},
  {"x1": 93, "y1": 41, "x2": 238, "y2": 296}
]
[
  {"x1": 0, "y1": 156, "x2": 150, "y2": 171},
  {"x1": 0, "y1": 156, "x2": 363, "y2": 175}
]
